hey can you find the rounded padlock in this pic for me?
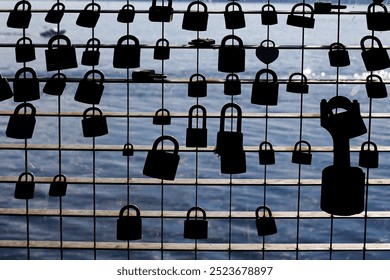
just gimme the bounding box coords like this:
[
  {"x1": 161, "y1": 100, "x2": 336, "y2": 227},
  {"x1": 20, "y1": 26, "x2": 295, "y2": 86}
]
[
  {"x1": 256, "y1": 39, "x2": 279, "y2": 65},
  {"x1": 81, "y1": 38, "x2": 101, "y2": 66},
  {"x1": 45, "y1": 2, "x2": 65, "y2": 24},
  {"x1": 7, "y1": 0, "x2": 32, "y2": 29},
  {"x1": 188, "y1": 73, "x2": 207, "y2": 98},
  {"x1": 224, "y1": 73, "x2": 241, "y2": 96},
  {"x1": 286, "y1": 72, "x2": 309, "y2": 94},
  {"x1": 291, "y1": 140, "x2": 312, "y2": 165},
  {"x1": 361, "y1": 35, "x2": 390, "y2": 71},
  {"x1": 43, "y1": 73, "x2": 67, "y2": 96},
  {"x1": 255, "y1": 206, "x2": 277, "y2": 236},
  {"x1": 76, "y1": 2, "x2": 101, "y2": 28},
  {"x1": 328, "y1": 42, "x2": 350, "y2": 67},
  {"x1": 113, "y1": 35, "x2": 141, "y2": 69},
  {"x1": 261, "y1": 4, "x2": 278, "y2": 25},
  {"x1": 117, "y1": 4, "x2": 136, "y2": 23},
  {"x1": 359, "y1": 141, "x2": 379, "y2": 168},
  {"x1": 251, "y1": 69, "x2": 279, "y2": 106},
  {"x1": 154, "y1": 38, "x2": 170, "y2": 60},
  {"x1": 218, "y1": 35, "x2": 245, "y2": 73},
  {"x1": 122, "y1": 143, "x2": 134, "y2": 157},
  {"x1": 13, "y1": 67, "x2": 40, "y2": 102},
  {"x1": 153, "y1": 108, "x2": 171, "y2": 125},
  {"x1": 14, "y1": 171, "x2": 35, "y2": 200},
  {"x1": 286, "y1": 3, "x2": 315, "y2": 29},
  {"x1": 116, "y1": 204, "x2": 142, "y2": 240},
  {"x1": 183, "y1": 206, "x2": 208, "y2": 239},
  {"x1": 186, "y1": 104, "x2": 207, "y2": 148},
  {"x1": 224, "y1": 2, "x2": 246, "y2": 29},
  {"x1": 365, "y1": 74, "x2": 388, "y2": 99},
  {"x1": 49, "y1": 174, "x2": 67, "y2": 197},
  {"x1": 182, "y1": 1, "x2": 209, "y2": 31},
  {"x1": 259, "y1": 141, "x2": 275, "y2": 165}
]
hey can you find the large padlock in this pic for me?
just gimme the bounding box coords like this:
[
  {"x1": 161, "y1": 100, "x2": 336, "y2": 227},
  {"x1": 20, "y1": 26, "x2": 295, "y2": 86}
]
[
  {"x1": 116, "y1": 204, "x2": 142, "y2": 240},
  {"x1": 188, "y1": 74, "x2": 207, "y2": 98},
  {"x1": 6, "y1": 103, "x2": 36, "y2": 139},
  {"x1": 153, "y1": 108, "x2": 171, "y2": 125},
  {"x1": 259, "y1": 141, "x2": 275, "y2": 165},
  {"x1": 359, "y1": 141, "x2": 379, "y2": 169},
  {"x1": 286, "y1": 72, "x2": 309, "y2": 94},
  {"x1": 122, "y1": 143, "x2": 134, "y2": 157},
  {"x1": 74, "y1": 70, "x2": 105, "y2": 105},
  {"x1": 15, "y1": 37, "x2": 36, "y2": 63},
  {"x1": 286, "y1": 3, "x2": 315, "y2": 29},
  {"x1": 224, "y1": 2, "x2": 246, "y2": 29},
  {"x1": 43, "y1": 73, "x2": 67, "y2": 96},
  {"x1": 255, "y1": 206, "x2": 277, "y2": 236},
  {"x1": 149, "y1": 0, "x2": 174, "y2": 23},
  {"x1": 0, "y1": 74, "x2": 13, "y2": 102},
  {"x1": 186, "y1": 104, "x2": 207, "y2": 148},
  {"x1": 76, "y1": 2, "x2": 101, "y2": 28},
  {"x1": 154, "y1": 38, "x2": 170, "y2": 60},
  {"x1": 224, "y1": 73, "x2": 241, "y2": 96},
  {"x1": 261, "y1": 4, "x2": 278, "y2": 26},
  {"x1": 81, "y1": 107, "x2": 108, "y2": 138},
  {"x1": 361, "y1": 35, "x2": 390, "y2": 71},
  {"x1": 45, "y1": 35, "x2": 78, "y2": 71},
  {"x1": 45, "y1": 2, "x2": 65, "y2": 24},
  {"x1": 328, "y1": 42, "x2": 350, "y2": 67},
  {"x1": 82, "y1": 38, "x2": 101, "y2": 66},
  {"x1": 182, "y1": 1, "x2": 209, "y2": 31},
  {"x1": 218, "y1": 35, "x2": 245, "y2": 73},
  {"x1": 183, "y1": 206, "x2": 208, "y2": 239},
  {"x1": 113, "y1": 35, "x2": 141, "y2": 69},
  {"x1": 292, "y1": 140, "x2": 312, "y2": 165},
  {"x1": 7, "y1": 1, "x2": 32, "y2": 29},
  {"x1": 251, "y1": 69, "x2": 279, "y2": 106},
  {"x1": 255, "y1": 39, "x2": 279, "y2": 65},
  {"x1": 143, "y1": 135, "x2": 180, "y2": 180},
  {"x1": 365, "y1": 74, "x2": 388, "y2": 99},
  {"x1": 13, "y1": 67, "x2": 40, "y2": 102},
  {"x1": 117, "y1": 4, "x2": 136, "y2": 23},
  {"x1": 14, "y1": 172, "x2": 35, "y2": 200},
  {"x1": 49, "y1": 174, "x2": 67, "y2": 197},
  {"x1": 366, "y1": 3, "x2": 390, "y2": 31}
]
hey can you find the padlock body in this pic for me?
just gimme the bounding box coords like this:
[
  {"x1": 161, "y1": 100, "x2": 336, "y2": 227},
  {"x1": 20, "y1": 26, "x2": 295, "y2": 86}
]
[
  {"x1": 182, "y1": 12, "x2": 208, "y2": 31},
  {"x1": 186, "y1": 128, "x2": 207, "y2": 148},
  {"x1": 118, "y1": 9, "x2": 135, "y2": 23},
  {"x1": 361, "y1": 48, "x2": 390, "y2": 71},
  {"x1": 366, "y1": 81, "x2": 388, "y2": 99},
  {"x1": 74, "y1": 80, "x2": 104, "y2": 105},
  {"x1": 224, "y1": 11, "x2": 246, "y2": 29},
  {"x1": 45, "y1": 10, "x2": 64, "y2": 24},
  {"x1": 259, "y1": 150, "x2": 275, "y2": 165},
  {"x1": 328, "y1": 50, "x2": 350, "y2": 67},
  {"x1": 82, "y1": 50, "x2": 100, "y2": 66},
  {"x1": 367, "y1": 13, "x2": 390, "y2": 31},
  {"x1": 327, "y1": 110, "x2": 367, "y2": 139},
  {"x1": 224, "y1": 79, "x2": 241, "y2": 96},
  {"x1": 45, "y1": 46, "x2": 78, "y2": 71},
  {"x1": 287, "y1": 15, "x2": 315, "y2": 28},
  {"x1": 117, "y1": 217, "x2": 142, "y2": 240},
  {"x1": 184, "y1": 220, "x2": 208, "y2": 239},
  {"x1": 286, "y1": 82, "x2": 309, "y2": 94},
  {"x1": 149, "y1": 6, "x2": 173, "y2": 22},
  {"x1": 76, "y1": 10, "x2": 100, "y2": 28},
  {"x1": 216, "y1": 131, "x2": 243, "y2": 155},
  {"x1": 218, "y1": 47, "x2": 245, "y2": 73},
  {"x1": 6, "y1": 114, "x2": 36, "y2": 139},
  {"x1": 359, "y1": 150, "x2": 379, "y2": 168},
  {"x1": 49, "y1": 181, "x2": 67, "y2": 197},
  {"x1": 153, "y1": 114, "x2": 171, "y2": 125},
  {"x1": 122, "y1": 147, "x2": 134, "y2": 157},
  {"x1": 256, "y1": 217, "x2": 277, "y2": 236},
  {"x1": 113, "y1": 45, "x2": 141, "y2": 69},
  {"x1": 143, "y1": 150, "x2": 180, "y2": 180},
  {"x1": 14, "y1": 182, "x2": 35, "y2": 199},
  {"x1": 13, "y1": 78, "x2": 40, "y2": 102},
  {"x1": 7, "y1": 11, "x2": 31, "y2": 29},
  {"x1": 188, "y1": 80, "x2": 207, "y2": 98},
  {"x1": 43, "y1": 79, "x2": 66, "y2": 96},
  {"x1": 251, "y1": 82, "x2": 279, "y2": 106},
  {"x1": 82, "y1": 116, "x2": 108, "y2": 137},
  {"x1": 0, "y1": 78, "x2": 14, "y2": 101},
  {"x1": 15, "y1": 45, "x2": 36, "y2": 63},
  {"x1": 292, "y1": 151, "x2": 312, "y2": 165},
  {"x1": 220, "y1": 150, "x2": 246, "y2": 174},
  {"x1": 154, "y1": 46, "x2": 170, "y2": 60},
  {"x1": 261, "y1": 11, "x2": 278, "y2": 25}
]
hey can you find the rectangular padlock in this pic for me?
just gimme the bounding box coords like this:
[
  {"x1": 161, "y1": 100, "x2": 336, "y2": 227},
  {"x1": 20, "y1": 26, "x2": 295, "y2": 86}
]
[
  {"x1": 251, "y1": 69, "x2": 279, "y2": 106},
  {"x1": 15, "y1": 37, "x2": 36, "y2": 63},
  {"x1": 149, "y1": 0, "x2": 173, "y2": 22},
  {"x1": 188, "y1": 74, "x2": 207, "y2": 98},
  {"x1": 43, "y1": 73, "x2": 67, "y2": 96},
  {"x1": 81, "y1": 107, "x2": 108, "y2": 138},
  {"x1": 45, "y1": 35, "x2": 78, "y2": 71},
  {"x1": 13, "y1": 67, "x2": 40, "y2": 102},
  {"x1": 76, "y1": 3, "x2": 101, "y2": 28},
  {"x1": 14, "y1": 172, "x2": 35, "y2": 200},
  {"x1": 186, "y1": 128, "x2": 207, "y2": 148},
  {"x1": 49, "y1": 174, "x2": 67, "y2": 197},
  {"x1": 220, "y1": 150, "x2": 246, "y2": 174},
  {"x1": 117, "y1": 205, "x2": 142, "y2": 241},
  {"x1": 113, "y1": 35, "x2": 141, "y2": 69},
  {"x1": 256, "y1": 206, "x2": 277, "y2": 236},
  {"x1": 7, "y1": 1, "x2": 32, "y2": 29}
]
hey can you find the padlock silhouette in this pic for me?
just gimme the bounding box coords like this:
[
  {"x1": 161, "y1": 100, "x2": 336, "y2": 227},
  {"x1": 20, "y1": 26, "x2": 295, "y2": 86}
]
[
  {"x1": 82, "y1": 38, "x2": 101, "y2": 66},
  {"x1": 218, "y1": 35, "x2": 245, "y2": 73},
  {"x1": 49, "y1": 174, "x2": 67, "y2": 197},
  {"x1": 361, "y1": 35, "x2": 390, "y2": 71},
  {"x1": 286, "y1": 3, "x2": 315, "y2": 29},
  {"x1": 113, "y1": 35, "x2": 141, "y2": 69},
  {"x1": 291, "y1": 140, "x2": 312, "y2": 165},
  {"x1": 224, "y1": 2, "x2": 246, "y2": 29},
  {"x1": 261, "y1": 4, "x2": 278, "y2": 25},
  {"x1": 154, "y1": 38, "x2": 170, "y2": 60},
  {"x1": 15, "y1": 37, "x2": 36, "y2": 63},
  {"x1": 328, "y1": 42, "x2": 350, "y2": 67},
  {"x1": 366, "y1": 3, "x2": 390, "y2": 31},
  {"x1": 45, "y1": 2, "x2": 65, "y2": 24},
  {"x1": 255, "y1": 39, "x2": 279, "y2": 65},
  {"x1": 255, "y1": 206, "x2": 277, "y2": 236},
  {"x1": 251, "y1": 69, "x2": 279, "y2": 106},
  {"x1": 149, "y1": 0, "x2": 174, "y2": 23},
  {"x1": 0, "y1": 74, "x2": 14, "y2": 102},
  {"x1": 81, "y1": 107, "x2": 108, "y2": 138},
  {"x1": 7, "y1": 1, "x2": 32, "y2": 29},
  {"x1": 188, "y1": 74, "x2": 207, "y2": 98},
  {"x1": 14, "y1": 172, "x2": 35, "y2": 200},
  {"x1": 224, "y1": 73, "x2": 241, "y2": 96},
  {"x1": 183, "y1": 206, "x2": 208, "y2": 239},
  {"x1": 365, "y1": 74, "x2": 388, "y2": 99},
  {"x1": 286, "y1": 73, "x2": 309, "y2": 94},
  {"x1": 259, "y1": 141, "x2": 275, "y2": 165},
  {"x1": 74, "y1": 70, "x2": 105, "y2": 105},
  {"x1": 116, "y1": 204, "x2": 142, "y2": 240},
  {"x1": 6, "y1": 103, "x2": 36, "y2": 139},
  {"x1": 43, "y1": 73, "x2": 67, "y2": 96},
  {"x1": 76, "y1": 3, "x2": 101, "y2": 28},
  {"x1": 143, "y1": 135, "x2": 180, "y2": 180},
  {"x1": 186, "y1": 104, "x2": 207, "y2": 148},
  {"x1": 122, "y1": 143, "x2": 134, "y2": 157},
  {"x1": 359, "y1": 141, "x2": 379, "y2": 169},
  {"x1": 182, "y1": 1, "x2": 209, "y2": 31},
  {"x1": 45, "y1": 35, "x2": 78, "y2": 71},
  {"x1": 117, "y1": 4, "x2": 136, "y2": 23},
  {"x1": 153, "y1": 108, "x2": 171, "y2": 125},
  {"x1": 13, "y1": 67, "x2": 40, "y2": 102}
]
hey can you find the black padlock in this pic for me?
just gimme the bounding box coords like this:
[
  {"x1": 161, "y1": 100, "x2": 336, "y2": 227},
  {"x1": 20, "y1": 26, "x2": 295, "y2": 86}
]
[
  {"x1": 14, "y1": 172, "x2": 35, "y2": 200},
  {"x1": 6, "y1": 103, "x2": 36, "y2": 139},
  {"x1": 82, "y1": 38, "x2": 100, "y2": 66},
  {"x1": 13, "y1": 67, "x2": 40, "y2": 102},
  {"x1": 224, "y1": 73, "x2": 241, "y2": 96},
  {"x1": 261, "y1": 4, "x2": 278, "y2": 26},
  {"x1": 188, "y1": 74, "x2": 207, "y2": 98},
  {"x1": 183, "y1": 206, "x2": 208, "y2": 239},
  {"x1": 224, "y1": 2, "x2": 246, "y2": 29},
  {"x1": 359, "y1": 141, "x2": 379, "y2": 169},
  {"x1": 366, "y1": 3, "x2": 390, "y2": 31},
  {"x1": 81, "y1": 107, "x2": 108, "y2": 138},
  {"x1": 45, "y1": 2, "x2": 65, "y2": 24},
  {"x1": 45, "y1": 35, "x2": 78, "y2": 71},
  {"x1": 117, "y1": 4, "x2": 136, "y2": 23},
  {"x1": 361, "y1": 35, "x2": 390, "y2": 71},
  {"x1": 286, "y1": 3, "x2": 315, "y2": 29},
  {"x1": 43, "y1": 73, "x2": 67, "y2": 96},
  {"x1": 182, "y1": 1, "x2": 209, "y2": 31},
  {"x1": 122, "y1": 143, "x2": 134, "y2": 157},
  {"x1": 259, "y1": 141, "x2": 275, "y2": 165},
  {"x1": 15, "y1": 37, "x2": 36, "y2": 63},
  {"x1": 220, "y1": 149, "x2": 246, "y2": 174},
  {"x1": 286, "y1": 72, "x2": 309, "y2": 94},
  {"x1": 292, "y1": 140, "x2": 312, "y2": 165},
  {"x1": 49, "y1": 174, "x2": 67, "y2": 197},
  {"x1": 186, "y1": 104, "x2": 207, "y2": 148},
  {"x1": 328, "y1": 42, "x2": 350, "y2": 67},
  {"x1": 255, "y1": 39, "x2": 279, "y2": 65},
  {"x1": 255, "y1": 206, "x2": 277, "y2": 236},
  {"x1": 76, "y1": 2, "x2": 101, "y2": 28},
  {"x1": 116, "y1": 204, "x2": 142, "y2": 241},
  {"x1": 251, "y1": 69, "x2": 279, "y2": 106},
  {"x1": 153, "y1": 108, "x2": 171, "y2": 125},
  {"x1": 74, "y1": 70, "x2": 105, "y2": 105},
  {"x1": 365, "y1": 74, "x2": 388, "y2": 99},
  {"x1": 0, "y1": 74, "x2": 14, "y2": 102},
  {"x1": 218, "y1": 35, "x2": 245, "y2": 73},
  {"x1": 113, "y1": 35, "x2": 141, "y2": 69},
  {"x1": 143, "y1": 135, "x2": 180, "y2": 180},
  {"x1": 7, "y1": 1, "x2": 32, "y2": 29},
  {"x1": 149, "y1": 0, "x2": 174, "y2": 23},
  {"x1": 154, "y1": 38, "x2": 170, "y2": 60}
]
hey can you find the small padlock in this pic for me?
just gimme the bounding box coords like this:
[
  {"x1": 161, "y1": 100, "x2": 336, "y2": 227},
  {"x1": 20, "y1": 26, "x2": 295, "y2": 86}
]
[
  {"x1": 258, "y1": 141, "x2": 275, "y2": 165},
  {"x1": 224, "y1": 73, "x2": 241, "y2": 96},
  {"x1": 188, "y1": 74, "x2": 207, "y2": 98},
  {"x1": 45, "y1": 2, "x2": 65, "y2": 24},
  {"x1": 182, "y1": 1, "x2": 209, "y2": 31},
  {"x1": 6, "y1": 103, "x2": 36, "y2": 139},
  {"x1": 82, "y1": 38, "x2": 101, "y2": 66},
  {"x1": 14, "y1": 172, "x2": 35, "y2": 200},
  {"x1": 116, "y1": 204, "x2": 142, "y2": 241},
  {"x1": 261, "y1": 4, "x2": 278, "y2": 25},
  {"x1": 74, "y1": 70, "x2": 105, "y2": 105},
  {"x1": 76, "y1": 2, "x2": 101, "y2": 28},
  {"x1": 15, "y1": 37, "x2": 36, "y2": 63},
  {"x1": 286, "y1": 3, "x2": 315, "y2": 29},
  {"x1": 153, "y1": 38, "x2": 170, "y2": 60},
  {"x1": 218, "y1": 35, "x2": 245, "y2": 73},
  {"x1": 328, "y1": 42, "x2": 350, "y2": 67},
  {"x1": 13, "y1": 67, "x2": 40, "y2": 102},
  {"x1": 81, "y1": 107, "x2": 108, "y2": 138},
  {"x1": 292, "y1": 140, "x2": 312, "y2": 165},
  {"x1": 117, "y1": 4, "x2": 136, "y2": 23},
  {"x1": 183, "y1": 206, "x2": 208, "y2": 239},
  {"x1": 43, "y1": 73, "x2": 67, "y2": 96},
  {"x1": 366, "y1": 3, "x2": 390, "y2": 31},
  {"x1": 122, "y1": 143, "x2": 134, "y2": 157},
  {"x1": 255, "y1": 39, "x2": 279, "y2": 65},
  {"x1": 153, "y1": 108, "x2": 171, "y2": 125},
  {"x1": 113, "y1": 35, "x2": 141, "y2": 69},
  {"x1": 365, "y1": 74, "x2": 388, "y2": 99},
  {"x1": 359, "y1": 141, "x2": 379, "y2": 168},
  {"x1": 45, "y1": 35, "x2": 78, "y2": 71},
  {"x1": 0, "y1": 74, "x2": 13, "y2": 102},
  {"x1": 361, "y1": 35, "x2": 390, "y2": 71},
  {"x1": 49, "y1": 174, "x2": 67, "y2": 197},
  {"x1": 251, "y1": 69, "x2": 279, "y2": 106},
  {"x1": 148, "y1": 0, "x2": 174, "y2": 23},
  {"x1": 286, "y1": 72, "x2": 309, "y2": 94},
  {"x1": 143, "y1": 135, "x2": 180, "y2": 180},
  {"x1": 7, "y1": 1, "x2": 32, "y2": 29},
  {"x1": 255, "y1": 206, "x2": 277, "y2": 236},
  {"x1": 224, "y1": 2, "x2": 246, "y2": 29},
  {"x1": 186, "y1": 104, "x2": 207, "y2": 148}
]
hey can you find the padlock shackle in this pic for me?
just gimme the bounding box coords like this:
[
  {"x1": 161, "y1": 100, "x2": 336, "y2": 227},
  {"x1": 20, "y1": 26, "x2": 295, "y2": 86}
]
[
  {"x1": 49, "y1": 2, "x2": 65, "y2": 11},
  {"x1": 366, "y1": 73, "x2": 383, "y2": 83},
  {"x1": 18, "y1": 171, "x2": 34, "y2": 182},
  {"x1": 189, "y1": 73, "x2": 206, "y2": 82},
  {"x1": 186, "y1": 206, "x2": 207, "y2": 220},
  {"x1": 367, "y1": 3, "x2": 388, "y2": 13},
  {"x1": 329, "y1": 42, "x2": 347, "y2": 51},
  {"x1": 152, "y1": 135, "x2": 179, "y2": 155},
  {"x1": 16, "y1": 36, "x2": 33, "y2": 45},
  {"x1": 50, "y1": 72, "x2": 67, "y2": 81},
  {"x1": 293, "y1": 140, "x2": 311, "y2": 152},
  {"x1": 255, "y1": 206, "x2": 273, "y2": 218},
  {"x1": 14, "y1": 0, "x2": 31, "y2": 11},
  {"x1": 123, "y1": 142, "x2": 134, "y2": 150},
  {"x1": 14, "y1": 102, "x2": 36, "y2": 116},
  {"x1": 84, "y1": 2, "x2": 101, "y2": 12},
  {"x1": 53, "y1": 174, "x2": 66, "y2": 182},
  {"x1": 260, "y1": 39, "x2": 276, "y2": 48},
  {"x1": 290, "y1": 3, "x2": 314, "y2": 17},
  {"x1": 220, "y1": 102, "x2": 242, "y2": 133},
  {"x1": 117, "y1": 35, "x2": 140, "y2": 46},
  {"x1": 221, "y1": 35, "x2": 244, "y2": 48},
  {"x1": 15, "y1": 67, "x2": 37, "y2": 80},
  {"x1": 226, "y1": 73, "x2": 239, "y2": 81},
  {"x1": 156, "y1": 38, "x2": 169, "y2": 47},
  {"x1": 155, "y1": 108, "x2": 170, "y2": 117},
  {"x1": 288, "y1": 72, "x2": 307, "y2": 84},
  {"x1": 48, "y1": 34, "x2": 72, "y2": 49},
  {"x1": 119, "y1": 204, "x2": 141, "y2": 218},
  {"x1": 83, "y1": 69, "x2": 105, "y2": 84},
  {"x1": 187, "y1": 1, "x2": 208, "y2": 12},
  {"x1": 361, "y1": 140, "x2": 378, "y2": 151},
  {"x1": 152, "y1": 0, "x2": 173, "y2": 8},
  {"x1": 259, "y1": 141, "x2": 273, "y2": 150},
  {"x1": 121, "y1": 4, "x2": 135, "y2": 11},
  {"x1": 262, "y1": 3, "x2": 276, "y2": 12},
  {"x1": 254, "y1": 68, "x2": 278, "y2": 83},
  {"x1": 360, "y1": 35, "x2": 384, "y2": 50},
  {"x1": 86, "y1": 38, "x2": 101, "y2": 50},
  {"x1": 225, "y1": 2, "x2": 243, "y2": 12},
  {"x1": 83, "y1": 107, "x2": 104, "y2": 119},
  {"x1": 188, "y1": 104, "x2": 207, "y2": 129}
]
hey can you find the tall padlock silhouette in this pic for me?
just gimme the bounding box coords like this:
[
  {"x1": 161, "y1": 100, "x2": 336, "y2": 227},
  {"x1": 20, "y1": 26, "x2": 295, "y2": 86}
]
[
  {"x1": 74, "y1": 70, "x2": 105, "y2": 105},
  {"x1": 255, "y1": 206, "x2": 277, "y2": 236},
  {"x1": 261, "y1": 4, "x2": 278, "y2": 25},
  {"x1": 81, "y1": 107, "x2": 108, "y2": 138},
  {"x1": 218, "y1": 35, "x2": 245, "y2": 73},
  {"x1": 149, "y1": 0, "x2": 174, "y2": 23},
  {"x1": 14, "y1": 172, "x2": 35, "y2": 199},
  {"x1": 182, "y1": 1, "x2": 209, "y2": 31},
  {"x1": 224, "y1": 73, "x2": 241, "y2": 96},
  {"x1": 359, "y1": 141, "x2": 379, "y2": 169},
  {"x1": 259, "y1": 141, "x2": 275, "y2": 165},
  {"x1": 6, "y1": 103, "x2": 36, "y2": 139},
  {"x1": 328, "y1": 42, "x2": 350, "y2": 67},
  {"x1": 113, "y1": 35, "x2": 141, "y2": 69},
  {"x1": 43, "y1": 73, "x2": 67, "y2": 96},
  {"x1": 365, "y1": 74, "x2": 388, "y2": 99},
  {"x1": 45, "y1": 35, "x2": 78, "y2": 71},
  {"x1": 188, "y1": 74, "x2": 207, "y2": 98},
  {"x1": 286, "y1": 3, "x2": 315, "y2": 29},
  {"x1": 224, "y1": 2, "x2": 246, "y2": 29},
  {"x1": 15, "y1": 37, "x2": 35, "y2": 63},
  {"x1": 286, "y1": 73, "x2": 309, "y2": 94},
  {"x1": 76, "y1": 3, "x2": 101, "y2": 28},
  {"x1": 45, "y1": 2, "x2": 65, "y2": 24},
  {"x1": 13, "y1": 67, "x2": 40, "y2": 102},
  {"x1": 186, "y1": 104, "x2": 207, "y2": 148},
  {"x1": 116, "y1": 205, "x2": 142, "y2": 240},
  {"x1": 0, "y1": 74, "x2": 14, "y2": 102},
  {"x1": 153, "y1": 38, "x2": 170, "y2": 60},
  {"x1": 361, "y1": 35, "x2": 390, "y2": 71},
  {"x1": 291, "y1": 140, "x2": 312, "y2": 165},
  {"x1": 82, "y1": 38, "x2": 101, "y2": 66},
  {"x1": 49, "y1": 174, "x2": 67, "y2": 197},
  {"x1": 183, "y1": 206, "x2": 208, "y2": 239},
  {"x1": 117, "y1": 4, "x2": 136, "y2": 23},
  {"x1": 7, "y1": 1, "x2": 32, "y2": 29},
  {"x1": 251, "y1": 69, "x2": 279, "y2": 106},
  {"x1": 366, "y1": 3, "x2": 390, "y2": 31}
]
